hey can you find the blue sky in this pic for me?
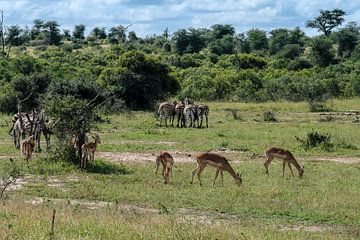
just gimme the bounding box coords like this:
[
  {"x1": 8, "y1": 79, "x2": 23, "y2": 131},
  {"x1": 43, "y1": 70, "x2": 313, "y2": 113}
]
[{"x1": 1, "y1": 0, "x2": 360, "y2": 37}]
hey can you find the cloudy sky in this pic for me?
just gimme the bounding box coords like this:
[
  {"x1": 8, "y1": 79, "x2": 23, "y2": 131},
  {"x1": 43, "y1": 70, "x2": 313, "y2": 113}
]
[{"x1": 1, "y1": 0, "x2": 360, "y2": 37}]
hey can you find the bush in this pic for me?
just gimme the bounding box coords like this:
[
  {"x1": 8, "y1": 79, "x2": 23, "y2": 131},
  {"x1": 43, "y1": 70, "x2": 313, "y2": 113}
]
[
  {"x1": 263, "y1": 111, "x2": 277, "y2": 122},
  {"x1": 295, "y1": 131, "x2": 333, "y2": 151}
]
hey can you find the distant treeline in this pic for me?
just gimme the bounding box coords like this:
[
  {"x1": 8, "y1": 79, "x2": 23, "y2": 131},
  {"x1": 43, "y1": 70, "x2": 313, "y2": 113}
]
[{"x1": 1, "y1": 9, "x2": 360, "y2": 113}]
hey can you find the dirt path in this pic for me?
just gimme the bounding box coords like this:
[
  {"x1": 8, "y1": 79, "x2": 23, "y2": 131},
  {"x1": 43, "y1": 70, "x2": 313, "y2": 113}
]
[{"x1": 97, "y1": 151, "x2": 360, "y2": 164}]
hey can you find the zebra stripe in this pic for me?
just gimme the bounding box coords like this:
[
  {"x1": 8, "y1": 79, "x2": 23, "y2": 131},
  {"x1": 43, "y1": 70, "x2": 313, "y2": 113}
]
[
  {"x1": 158, "y1": 101, "x2": 176, "y2": 127},
  {"x1": 197, "y1": 104, "x2": 209, "y2": 128},
  {"x1": 175, "y1": 102, "x2": 185, "y2": 127}
]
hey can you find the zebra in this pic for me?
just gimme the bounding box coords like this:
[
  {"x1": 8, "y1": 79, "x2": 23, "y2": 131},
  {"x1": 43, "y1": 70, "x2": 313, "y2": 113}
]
[
  {"x1": 32, "y1": 109, "x2": 52, "y2": 152},
  {"x1": 11, "y1": 109, "x2": 52, "y2": 151},
  {"x1": 183, "y1": 98, "x2": 209, "y2": 128},
  {"x1": 11, "y1": 112, "x2": 35, "y2": 149},
  {"x1": 157, "y1": 101, "x2": 177, "y2": 127},
  {"x1": 197, "y1": 104, "x2": 209, "y2": 128},
  {"x1": 175, "y1": 101, "x2": 185, "y2": 127}
]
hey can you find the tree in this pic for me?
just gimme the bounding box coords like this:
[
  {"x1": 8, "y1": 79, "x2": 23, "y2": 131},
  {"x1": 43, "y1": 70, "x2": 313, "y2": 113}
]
[
  {"x1": 208, "y1": 24, "x2": 235, "y2": 41},
  {"x1": 6, "y1": 25, "x2": 23, "y2": 47},
  {"x1": 308, "y1": 35, "x2": 335, "y2": 67},
  {"x1": 108, "y1": 25, "x2": 131, "y2": 44},
  {"x1": 30, "y1": 19, "x2": 44, "y2": 40},
  {"x1": 98, "y1": 50, "x2": 179, "y2": 109},
  {"x1": 90, "y1": 27, "x2": 107, "y2": 40},
  {"x1": 72, "y1": 24, "x2": 86, "y2": 40},
  {"x1": 209, "y1": 34, "x2": 235, "y2": 55},
  {"x1": 246, "y1": 28, "x2": 268, "y2": 52},
  {"x1": 128, "y1": 31, "x2": 138, "y2": 42},
  {"x1": 172, "y1": 28, "x2": 206, "y2": 55},
  {"x1": 306, "y1": 9, "x2": 346, "y2": 36},
  {"x1": 336, "y1": 22, "x2": 360, "y2": 58},
  {"x1": 43, "y1": 21, "x2": 61, "y2": 45},
  {"x1": 269, "y1": 28, "x2": 290, "y2": 54}
]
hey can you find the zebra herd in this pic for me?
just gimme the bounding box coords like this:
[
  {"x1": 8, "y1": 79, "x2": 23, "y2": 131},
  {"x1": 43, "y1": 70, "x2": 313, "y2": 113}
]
[
  {"x1": 157, "y1": 98, "x2": 209, "y2": 128},
  {"x1": 9, "y1": 108, "x2": 53, "y2": 153}
]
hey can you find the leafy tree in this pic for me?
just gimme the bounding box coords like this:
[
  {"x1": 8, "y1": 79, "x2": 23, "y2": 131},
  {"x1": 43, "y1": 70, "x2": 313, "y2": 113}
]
[
  {"x1": 172, "y1": 28, "x2": 206, "y2": 55},
  {"x1": 91, "y1": 27, "x2": 107, "y2": 40},
  {"x1": 208, "y1": 24, "x2": 235, "y2": 41},
  {"x1": 246, "y1": 28, "x2": 268, "y2": 51},
  {"x1": 128, "y1": 31, "x2": 138, "y2": 42},
  {"x1": 6, "y1": 25, "x2": 23, "y2": 46},
  {"x1": 277, "y1": 44, "x2": 302, "y2": 59},
  {"x1": 30, "y1": 19, "x2": 44, "y2": 40},
  {"x1": 98, "y1": 50, "x2": 179, "y2": 109},
  {"x1": 306, "y1": 9, "x2": 346, "y2": 36},
  {"x1": 72, "y1": 24, "x2": 86, "y2": 40},
  {"x1": 335, "y1": 22, "x2": 360, "y2": 58},
  {"x1": 308, "y1": 35, "x2": 335, "y2": 67},
  {"x1": 208, "y1": 34, "x2": 235, "y2": 55},
  {"x1": 235, "y1": 33, "x2": 250, "y2": 53},
  {"x1": 108, "y1": 25, "x2": 131, "y2": 44},
  {"x1": 43, "y1": 21, "x2": 61, "y2": 45},
  {"x1": 269, "y1": 28, "x2": 290, "y2": 54}
]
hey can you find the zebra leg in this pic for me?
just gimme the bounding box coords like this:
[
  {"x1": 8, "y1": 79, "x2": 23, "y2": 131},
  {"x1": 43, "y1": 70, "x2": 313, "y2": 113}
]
[
  {"x1": 205, "y1": 113, "x2": 209, "y2": 128},
  {"x1": 159, "y1": 114, "x2": 163, "y2": 127},
  {"x1": 45, "y1": 131, "x2": 51, "y2": 150}
]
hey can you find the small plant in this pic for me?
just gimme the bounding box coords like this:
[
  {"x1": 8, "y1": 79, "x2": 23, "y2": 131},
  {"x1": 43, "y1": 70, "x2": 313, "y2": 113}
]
[
  {"x1": 319, "y1": 115, "x2": 335, "y2": 122},
  {"x1": 263, "y1": 111, "x2": 277, "y2": 122},
  {"x1": 295, "y1": 131, "x2": 333, "y2": 151},
  {"x1": 219, "y1": 141, "x2": 229, "y2": 149},
  {"x1": 308, "y1": 99, "x2": 332, "y2": 112},
  {"x1": 158, "y1": 202, "x2": 171, "y2": 215},
  {"x1": 0, "y1": 159, "x2": 24, "y2": 200},
  {"x1": 226, "y1": 109, "x2": 243, "y2": 121}
]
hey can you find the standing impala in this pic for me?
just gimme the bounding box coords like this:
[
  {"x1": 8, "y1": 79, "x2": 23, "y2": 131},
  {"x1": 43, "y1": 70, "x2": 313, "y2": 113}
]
[
  {"x1": 190, "y1": 152, "x2": 242, "y2": 186},
  {"x1": 81, "y1": 134, "x2": 101, "y2": 168},
  {"x1": 264, "y1": 147, "x2": 304, "y2": 179},
  {"x1": 155, "y1": 151, "x2": 174, "y2": 184}
]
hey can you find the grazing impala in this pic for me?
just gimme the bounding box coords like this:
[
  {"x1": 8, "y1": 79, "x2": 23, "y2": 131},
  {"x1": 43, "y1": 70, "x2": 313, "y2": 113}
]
[
  {"x1": 81, "y1": 134, "x2": 101, "y2": 168},
  {"x1": 264, "y1": 147, "x2": 304, "y2": 179},
  {"x1": 155, "y1": 151, "x2": 174, "y2": 184},
  {"x1": 21, "y1": 135, "x2": 35, "y2": 163},
  {"x1": 190, "y1": 152, "x2": 242, "y2": 186}
]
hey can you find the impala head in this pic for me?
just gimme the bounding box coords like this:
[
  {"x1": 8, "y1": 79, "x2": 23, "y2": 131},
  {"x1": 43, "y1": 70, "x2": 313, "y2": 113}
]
[
  {"x1": 299, "y1": 165, "x2": 305, "y2": 179},
  {"x1": 235, "y1": 172, "x2": 242, "y2": 186}
]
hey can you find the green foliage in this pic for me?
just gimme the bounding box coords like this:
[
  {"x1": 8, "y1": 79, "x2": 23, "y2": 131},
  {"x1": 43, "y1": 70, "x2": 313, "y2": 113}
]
[
  {"x1": 308, "y1": 36, "x2": 335, "y2": 67},
  {"x1": 263, "y1": 111, "x2": 277, "y2": 122},
  {"x1": 296, "y1": 131, "x2": 333, "y2": 151},
  {"x1": 306, "y1": 9, "x2": 346, "y2": 36},
  {"x1": 99, "y1": 50, "x2": 179, "y2": 109}
]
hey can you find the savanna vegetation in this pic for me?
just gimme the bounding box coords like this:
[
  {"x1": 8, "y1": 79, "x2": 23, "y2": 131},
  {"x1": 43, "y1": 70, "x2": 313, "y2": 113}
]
[{"x1": 0, "y1": 8, "x2": 360, "y2": 239}]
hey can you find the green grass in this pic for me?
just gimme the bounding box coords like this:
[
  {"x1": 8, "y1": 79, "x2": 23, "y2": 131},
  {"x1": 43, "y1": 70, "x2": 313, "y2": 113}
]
[{"x1": 1, "y1": 98, "x2": 360, "y2": 239}]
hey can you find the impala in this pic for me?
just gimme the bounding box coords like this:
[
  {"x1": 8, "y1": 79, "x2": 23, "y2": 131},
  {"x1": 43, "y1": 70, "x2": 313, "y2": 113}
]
[
  {"x1": 155, "y1": 151, "x2": 174, "y2": 184},
  {"x1": 21, "y1": 135, "x2": 35, "y2": 163},
  {"x1": 81, "y1": 134, "x2": 101, "y2": 168},
  {"x1": 190, "y1": 152, "x2": 242, "y2": 186},
  {"x1": 264, "y1": 147, "x2": 304, "y2": 178}
]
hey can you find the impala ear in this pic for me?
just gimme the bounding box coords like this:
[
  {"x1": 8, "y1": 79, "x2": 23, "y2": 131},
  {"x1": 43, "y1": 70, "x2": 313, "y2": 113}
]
[{"x1": 302, "y1": 164, "x2": 305, "y2": 169}]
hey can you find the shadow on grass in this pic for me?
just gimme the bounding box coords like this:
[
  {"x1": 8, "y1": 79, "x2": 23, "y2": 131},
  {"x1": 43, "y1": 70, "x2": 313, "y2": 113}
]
[{"x1": 85, "y1": 159, "x2": 133, "y2": 175}]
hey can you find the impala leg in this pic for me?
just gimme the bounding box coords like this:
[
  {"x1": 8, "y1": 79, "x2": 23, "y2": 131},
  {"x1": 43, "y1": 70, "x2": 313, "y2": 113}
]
[
  {"x1": 287, "y1": 162, "x2": 295, "y2": 177},
  {"x1": 190, "y1": 165, "x2": 200, "y2": 184},
  {"x1": 213, "y1": 169, "x2": 220, "y2": 186},
  {"x1": 282, "y1": 160, "x2": 286, "y2": 177},
  {"x1": 155, "y1": 158, "x2": 160, "y2": 175},
  {"x1": 162, "y1": 165, "x2": 167, "y2": 184},
  {"x1": 264, "y1": 156, "x2": 273, "y2": 176},
  {"x1": 220, "y1": 171, "x2": 224, "y2": 187},
  {"x1": 197, "y1": 166, "x2": 205, "y2": 186}
]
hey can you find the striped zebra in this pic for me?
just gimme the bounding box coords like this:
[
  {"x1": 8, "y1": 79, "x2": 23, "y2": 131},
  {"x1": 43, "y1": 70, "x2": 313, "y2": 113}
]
[
  {"x1": 11, "y1": 112, "x2": 35, "y2": 149},
  {"x1": 11, "y1": 109, "x2": 52, "y2": 151},
  {"x1": 183, "y1": 103, "x2": 197, "y2": 128},
  {"x1": 157, "y1": 101, "x2": 177, "y2": 127},
  {"x1": 197, "y1": 104, "x2": 209, "y2": 128},
  {"x1": 175, "y1": 101, "x2": 185, "y2": 128},
  {"x1": 33, "y1": 109, "x2": 52, "y2": 152}
]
